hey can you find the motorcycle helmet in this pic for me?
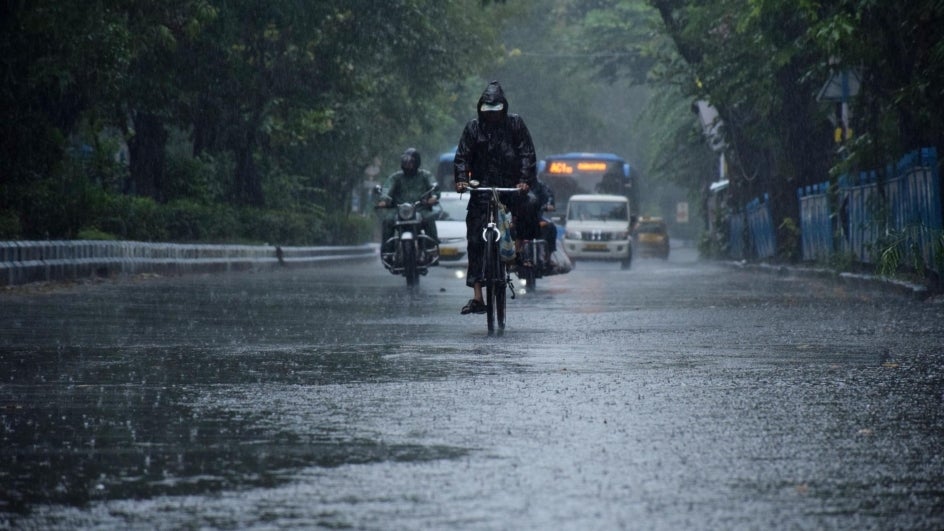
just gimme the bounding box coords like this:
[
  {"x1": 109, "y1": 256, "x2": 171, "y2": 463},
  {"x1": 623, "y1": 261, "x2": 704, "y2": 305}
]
[{"x1": 401, "y1": 148, "x2": 420, "y2": 176}]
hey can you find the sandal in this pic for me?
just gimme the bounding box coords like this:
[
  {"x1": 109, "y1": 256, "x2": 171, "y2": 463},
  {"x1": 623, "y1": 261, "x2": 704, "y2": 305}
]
[{"x1": 460, "y1": 298, "x2": 487, "y2": 315}]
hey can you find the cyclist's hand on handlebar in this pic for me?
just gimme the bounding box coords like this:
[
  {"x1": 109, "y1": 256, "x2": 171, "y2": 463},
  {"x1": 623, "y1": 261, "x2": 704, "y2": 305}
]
[
  {"x1": 426, "y1": 196, "x2": 438, "y2": 205},
  {"x1": 456, "y1": 181, "x2": 469, "y2": 192},
  {"x1": 516, "y1": 182, "x2": 530, "y2": 193}
]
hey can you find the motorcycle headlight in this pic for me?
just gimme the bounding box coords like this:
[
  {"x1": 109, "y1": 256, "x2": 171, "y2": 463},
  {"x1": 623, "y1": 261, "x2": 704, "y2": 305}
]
[{"x1": 398, "y1": 203, "x2": 416, "y2": 220}]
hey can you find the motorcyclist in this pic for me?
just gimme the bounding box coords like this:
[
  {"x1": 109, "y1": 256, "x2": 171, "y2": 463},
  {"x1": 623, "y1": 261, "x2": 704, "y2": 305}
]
[
  {"x1": 454, "y1": 80, "x2": 537, "y2": 314},
  {"x1": 513, "y1": 178, "x2": 558, "y2": 271},
  {"x1": 377, "y1": 148, "x2": 440, "y2": 252},
  {"x1": 533, "y1": 178, "x2": 558, "y2": 258}
]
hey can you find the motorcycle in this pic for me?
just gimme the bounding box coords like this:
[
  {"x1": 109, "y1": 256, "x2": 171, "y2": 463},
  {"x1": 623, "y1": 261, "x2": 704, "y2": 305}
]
[
  {"x1": 515, "y1": 238, "x2": 546, "y2": 292},
  {"x1": 514, "y1": 205, "x2": 558, "y2": 292},
  {"x1": 374, "y1": 184, "x2": 440, "y2": 287}
]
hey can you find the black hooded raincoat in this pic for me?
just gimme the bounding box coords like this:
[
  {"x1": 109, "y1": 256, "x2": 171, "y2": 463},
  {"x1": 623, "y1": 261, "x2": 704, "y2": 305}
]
[{"x1": 453, "y1": 81, "x2": 537, "y2": 287}]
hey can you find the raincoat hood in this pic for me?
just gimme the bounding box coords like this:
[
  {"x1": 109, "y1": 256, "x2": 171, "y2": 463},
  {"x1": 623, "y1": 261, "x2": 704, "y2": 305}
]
[
  {"x1": 454, "y1": 79, "x2": 536, "y2": 191},
  {"x1": 476, "y1": 81, "x2": 509, "y2": 122}
]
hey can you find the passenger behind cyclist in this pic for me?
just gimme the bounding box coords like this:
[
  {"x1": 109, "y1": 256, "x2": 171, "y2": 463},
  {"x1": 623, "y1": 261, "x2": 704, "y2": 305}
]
[
  {"x1": 515, "y1": 178, "x2": 558, "y2": 265},
  {"x1": 454, "y1": 80, "x2": 536, "y2": 315},
  {"x1": 376, "y1": 148, "x2": 440, "y2": 252}
]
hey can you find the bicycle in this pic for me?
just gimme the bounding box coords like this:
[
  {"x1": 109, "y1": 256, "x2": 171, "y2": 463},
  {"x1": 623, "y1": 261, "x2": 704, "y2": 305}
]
[{"x1": 466, "y1": 181, "x2": 520, "y2": 335}]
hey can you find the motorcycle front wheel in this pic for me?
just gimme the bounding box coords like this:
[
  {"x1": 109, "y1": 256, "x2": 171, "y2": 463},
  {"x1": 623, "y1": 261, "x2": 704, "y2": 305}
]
[{"x1": 402, "y1": 242, "x2": 419, "y2": 286}]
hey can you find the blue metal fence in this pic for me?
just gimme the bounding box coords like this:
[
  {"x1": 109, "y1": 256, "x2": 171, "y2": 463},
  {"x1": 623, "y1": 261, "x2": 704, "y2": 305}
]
[
  {"x1": 840, "y1": 170, "x2": 881, "y2": 263},
  {"x1": 746, "y1": 194, "x2": 776, "y2": 259},
  {"x1": 727, "y1": 195, "x2": 775, "y2": 260},
  {"x1": 899, "y1": 148, "x2": 942, "y2": 268},
  {"x1": 798, "y1": 182, "x2": 831, "y2": 261},
  {"x1": 796, "y1": 147, "x2": 941, "y2": 271},
  {"x1": 729, "y1": 211, "x2": 747, "y2": 260}
]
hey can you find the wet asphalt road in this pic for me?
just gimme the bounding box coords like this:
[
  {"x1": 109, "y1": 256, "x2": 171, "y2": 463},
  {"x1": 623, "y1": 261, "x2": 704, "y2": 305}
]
[{"x1": 2, "y1": 247, "x2": 943, "y2": 530}]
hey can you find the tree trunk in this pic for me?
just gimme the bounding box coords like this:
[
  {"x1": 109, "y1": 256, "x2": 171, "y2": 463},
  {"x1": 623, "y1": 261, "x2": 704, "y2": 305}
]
[
  {"x1": 191, "y1": 94, "x2": 218, "y2": 157},
  {"x1": 233, "y1": 130, "x2": 264, "y2": 207},
  {"x1": 127, "y1": 112, "x2": 167, "y2": 201}
]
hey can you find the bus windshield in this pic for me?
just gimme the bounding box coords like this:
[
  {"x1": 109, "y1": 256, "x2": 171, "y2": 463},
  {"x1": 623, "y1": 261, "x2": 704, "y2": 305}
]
[{"x1": 539, "y1": 152, "x2": 636, "y2": 213}]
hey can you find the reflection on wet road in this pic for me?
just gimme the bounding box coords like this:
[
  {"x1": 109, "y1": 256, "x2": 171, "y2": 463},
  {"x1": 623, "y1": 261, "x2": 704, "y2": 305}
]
[{"x1": 2, "y1": 248, "x2": 943, "y2": 529}]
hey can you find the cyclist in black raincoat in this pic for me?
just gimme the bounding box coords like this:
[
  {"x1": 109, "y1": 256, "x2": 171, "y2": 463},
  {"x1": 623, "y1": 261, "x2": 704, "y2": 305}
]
[{"x1": 454, "y1": 81, "x2": 537, "y2": 315}]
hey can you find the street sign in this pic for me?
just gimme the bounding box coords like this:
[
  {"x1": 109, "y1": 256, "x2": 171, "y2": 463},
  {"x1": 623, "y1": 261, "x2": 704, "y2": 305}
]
[{"x1": 676, "y1": 202, "x2": 689, "y2": 223}]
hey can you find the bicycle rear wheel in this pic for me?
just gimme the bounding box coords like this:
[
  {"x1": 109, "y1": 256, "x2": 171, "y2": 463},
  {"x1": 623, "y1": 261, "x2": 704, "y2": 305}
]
[{"x1": 495, "y1": 260, "x2": 506, "y2": 333}]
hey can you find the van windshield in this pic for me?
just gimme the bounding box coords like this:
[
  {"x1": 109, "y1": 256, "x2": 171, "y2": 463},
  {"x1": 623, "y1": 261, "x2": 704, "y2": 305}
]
[{"x1": 568, "y1": 201, "x2": 627, "y2": 222}]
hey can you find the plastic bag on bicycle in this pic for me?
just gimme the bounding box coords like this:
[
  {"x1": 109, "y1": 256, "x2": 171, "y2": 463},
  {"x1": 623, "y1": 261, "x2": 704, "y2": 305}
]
[{"x1": 497, "y1": 203, "x2": 516, "y2": 262}]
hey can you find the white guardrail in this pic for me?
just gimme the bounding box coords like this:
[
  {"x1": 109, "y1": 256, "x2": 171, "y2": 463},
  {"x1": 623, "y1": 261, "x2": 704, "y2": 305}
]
[{"x1": 0, "y1": 240, "x2": 377, "y2": 286}]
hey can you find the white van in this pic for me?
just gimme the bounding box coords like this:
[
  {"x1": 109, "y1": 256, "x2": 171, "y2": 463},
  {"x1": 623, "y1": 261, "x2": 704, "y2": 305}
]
[{"x1": 562, "y1": 194, "x2": 633, "y2": 269}]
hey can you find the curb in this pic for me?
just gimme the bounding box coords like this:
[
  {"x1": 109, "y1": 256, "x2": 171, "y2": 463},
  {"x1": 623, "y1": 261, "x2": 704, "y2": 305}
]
[{"x1": 726, "y1": 260, "x2": 931, "y2": 300}]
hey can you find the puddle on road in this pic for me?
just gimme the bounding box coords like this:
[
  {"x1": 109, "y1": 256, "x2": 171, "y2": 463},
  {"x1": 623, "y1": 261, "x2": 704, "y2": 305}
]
[{"x1": 0, "y1": 342, "x2": 483, "y2": 515}]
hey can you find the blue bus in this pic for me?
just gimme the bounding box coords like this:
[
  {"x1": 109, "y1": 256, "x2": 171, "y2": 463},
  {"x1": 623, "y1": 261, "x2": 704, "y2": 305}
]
[
  {"x1": 539, "y1": 152, "x2": 638, "y2": 215},
  {"x1": 435, "y1": 148, "x2": 458, "y2": 190}
]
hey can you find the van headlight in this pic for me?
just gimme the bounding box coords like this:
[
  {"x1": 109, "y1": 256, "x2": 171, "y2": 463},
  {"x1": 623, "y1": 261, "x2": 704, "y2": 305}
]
[
  {"x1": 565, "y1": 229, "x2": 582, "y2": 240},
  {"x1": 613, "y1": 231, "x2": 630, "y2": 239}
]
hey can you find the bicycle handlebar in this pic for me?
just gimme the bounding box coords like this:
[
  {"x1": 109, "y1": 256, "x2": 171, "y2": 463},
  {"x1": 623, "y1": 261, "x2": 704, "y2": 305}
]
[
  {"x1": 463, "y1": 179, "x2": 523, "y2": 194},
  {"x1": 469, "y1": 186, "x2": 520, "y2": 193}
]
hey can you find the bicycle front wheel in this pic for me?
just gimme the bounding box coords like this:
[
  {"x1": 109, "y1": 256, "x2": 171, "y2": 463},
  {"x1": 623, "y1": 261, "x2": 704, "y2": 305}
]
[{"x1": 484, "y1": 233, "x2": 498, "y2": 334}]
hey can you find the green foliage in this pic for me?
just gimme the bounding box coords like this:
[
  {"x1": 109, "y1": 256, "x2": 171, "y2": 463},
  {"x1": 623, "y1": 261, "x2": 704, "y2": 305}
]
[
  {"x1": 474, "y1": 0, "x2": 657, "y2": 171},
  {"x1": 639, "y1": 83, "x2": 716, "y2": 194},
  {"x1": 2, "y1": 0, "x2": 509, "y2": 244},
  {"x1": 580, "y1": 0, "x2": 944, "y2": 279},
  {"x1": 827, "y1": 250, "x2": 856, "y2": 274},
  {"x1": 777, "y1": 217, "x2": 800, "y2": 263},
  {"x1": 76, "y1": 227, "x2": 118, "y2": 241},
  {"x1": 581, "y1": 0, "x2": 664, "y2": 84},
  {"x1": 0, "y1": 210, "x2": 22, "y2": 240},
  {"x1": 319, "y1": 213, "x2": 374, "y2": 246},
  {"x1": 6, "y1": 0, "x2": 942, "y2": 268},
  {"x1": 873, "y1": 224, "x2": 944, "y2": 280},
  {"x1": 698, "y1": 230, "x2": 726, "y2": 260},
  {"x1": 162, "y1": 200, "x2": 236, "y2": 242},
  {"x1": 237, "y1": 209, "x2": 318, "y2": 246},
  {"x1": 66, "y1": 194, "x2": 334, "y2": 246},
  {"x1": 806, "y1": 2, "x2": 944, "y2": 164},
  {"x1": 697, "y1": 201, "x2": 729, "y2": 259},
  {"x1": 97, "y1": 195, "x2": 168, "y2": 241},
  {"x1": 163, "y1": 145, "x2": 230, "y2": 205}
]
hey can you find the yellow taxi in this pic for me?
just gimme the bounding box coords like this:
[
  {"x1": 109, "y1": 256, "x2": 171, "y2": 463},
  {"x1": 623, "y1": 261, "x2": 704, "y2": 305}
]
[{"x1": 633, "y1": 216, "x2": 669, "y2": 259}]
